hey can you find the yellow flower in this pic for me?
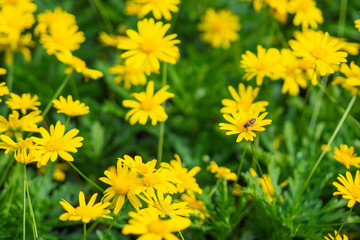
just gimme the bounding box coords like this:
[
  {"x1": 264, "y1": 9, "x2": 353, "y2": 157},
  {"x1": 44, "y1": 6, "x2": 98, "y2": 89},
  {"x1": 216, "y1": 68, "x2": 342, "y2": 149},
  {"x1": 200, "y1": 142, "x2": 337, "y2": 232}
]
[
  {"x1": 198, "y1": 8, "x2": 241, "y2": 49},
  {"x1": 266, "y1": 0, "x2": 292, "y2": 23},
  {"x1": 55, "y1": 50, "x2": 103, "y2": 81},
  {"x1": 122, "y1": 207, "x2": 191, "y2": 239},
  {"x1": 240, "y1": 45, "x2": 283, "y2": 85},
  {"x1": 140, "y1": 190, "x2": 193, "y2": 218},
  {"x1": 6, "y1": 93, "x2": 40, "y2": 114},
  {"x1": 31, "y1": 121, "x2": 84, "y2": 166},
  {"x1": 140, "y1": 168, "x2": 180, "y2": 195},
  {"x1": 135, "y1": 0, "x2": 180, "y2": 20},
  {"x1": 52, "y1": 163, "x2": 69, "y2": 182},
  {"x1": 250, "y1": 168, "x2": 279, "y2": 202},
  {"x1": 37, "y1": 8, "x2": 85, "y2": 55},
  {"x1": 0, "y1": 82, "x2": 9, "y2": 101},
  {"x1": 289, "y1": 30, "x2": 348, "y2": 83},
  {"x1": 119, "y1": 155, "x2": 157, "y2": 176},
  {"x1": 122, "y1": 81, "x2": 175, "y2": 125},
  {"x1": 333, "y1": 62, "x2": 360, "y2": 96},
  {"x1": 333, "y1": 170, "x2": 360, "y2": 208},
  {"x1": 125, "y1": 1, "x2": 143, "y2": 17},
  {"x1": 221, "y1": 83, "x2": 269, "y2": 114},
  {"x1": 219, "y1": 104, "x2": 272, "y2": 142},
  {"x1": 355, "y1": 19, "x2": 360, "y2": 32},
  {"x1": 242, "y1": 0, "x2": 265, "y2": 12},
  {"x1": 0, "y1": 135, "x2": 39, "y2": 165},
  {"x1": 14, "y1": 143, "x2": 40, "y2": 165},
  {"x1": 207, "y1": 161, "x2": 237, "y2": 181},
  {"x1": 99, "y1": 159, "x2": 142, "y2": 214},
  {"x1": 0, "y1": 110, "x2": 42, "y2": 136},
  {"x1": 0, "y1": 5, "x2": 35, "y2": 33},
  {"x1": 289, "y1": 0, "x2": 323, "y2": 30},
  {"x1": 98, "y1": 32, "x2": 126, "y2": 48},
  {"x1": 333, "y1": 144, "x2": 360, "y2": 169},
  {"x1": 0, "y1": 0, "x2": 37, "y2": 12},
  {"x1": 335, "y1": 38, "x2": 360, "y2": 56},
  {"x1": 118, "y1": 18, "x2": 180, "y2": 75},
  {"x1": 109, "y1": 63, "x2": 147, "y2": 89},
  {"x1": 52, "y1": 95, "x2": 89, "y2": 117},
  {"x1": 0, "y1": 68, "x2": 6, "y2": 75},
  {"x1": 232, "y1": 183, "x2": 243, "y2": 196},
  {"x1": 324, "y1": 231, "x2": 348, "y2": 240},
  {"x1": 59, "y1": 191, "x2": 112, "y2": 223},
  {"x1": 161, "y1": 154, "x2": 203, "y2": 194},
  {"x1": 180, "y1": 192, "x2": 209, "y2": 219},
  {"x1": 279, "y1": 49, "x2": 307, "y2": 96}
]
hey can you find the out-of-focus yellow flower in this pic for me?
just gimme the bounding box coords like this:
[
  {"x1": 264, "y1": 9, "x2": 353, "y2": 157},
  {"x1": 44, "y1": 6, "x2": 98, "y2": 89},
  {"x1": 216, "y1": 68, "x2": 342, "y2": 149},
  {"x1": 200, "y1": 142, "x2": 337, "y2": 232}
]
[
  {"x1": 55, "y1": 50, "x2": 103, "y2": 82},
  {"x1": 0, "y1": 82, "x2": 9, "y2": 102},
  {"x1": 219, "y1": 104, "x2": 272, "y2": 142},
  {"x1": 207, "y1": 161, "x2": 237, "y2": 181},
  {"x1": 52, "y1": 163, "x2": 70, "y2": 182},
  {"x1": 221, "y1": 83, "x2": 269, "y2": 114},
  {"x1": 242, "y1": 0, "x2": 265, "y2": 12},
  {"x1": 98, "y1": 32, "x2": 127, "y2": 48},
  {"x1": 180, "y1": 191, "x2": 209, "y2": 220},
  {"x1": 135, "y1": 0, "x2": 180, "y2": 20},
  {"x1": 334, "y1": 38, "x2": 360, "y2": 56},
  {"x1": 279, "y1": 49, "x2": 307, "y2": 96},
  {"x1": 289, "y1": 0, "x2": 323, "y2": 30},
  {"x1": 52, "y1": 95, "x2": 89, "y2": 117},
  {"x1": 118, "y1": 18, "x2": 180, "y2": 75},
  {"x1": 321, "y1": 144, "x2": 332, "y2": 152},
  {"x1": 6, "y1": 93, "x2": 40, "y2": 114},
  {"x1": 333, "y1": 144, "x2": 360, "y2": 169},
  {"x1": 266, "y1": 0, "x2": 292, "y2": 23},
  {"x1": 59, "y1": 191, "x2": 112, "y2": 223},
  {"x1": 198, "y1": 8, "x2": 241, "y2": 49},
  {"x1": 0, "y1": 110, "x2": 42, "y2": 136},
  {"x1": 125, "y1": 1, "x2": 143, "y2": 16},
  {"x1": 289, "y1": 30, "x2": 347, "y2": 84},
  {"x1": 232, "y1": 183, "x2": 243, "y2": 196},
  {"x1": 240, "y1": 45, "x2": 283, "y2": 86},
  {"x1": 109, "y1": 63, "x2": 147, "y2": 89},
  {"x1": 37, "y1": 7, "x2": 85, "y2": 55},
  {"x1": 354, "y1": 19, "x2": 360, "y2": 32},
  {"x1": 333, "y1": 62, "x2": 360, "y2": 96},
  {"x1": 122, "y1": 81, "x2": 174, "y2": 125}
]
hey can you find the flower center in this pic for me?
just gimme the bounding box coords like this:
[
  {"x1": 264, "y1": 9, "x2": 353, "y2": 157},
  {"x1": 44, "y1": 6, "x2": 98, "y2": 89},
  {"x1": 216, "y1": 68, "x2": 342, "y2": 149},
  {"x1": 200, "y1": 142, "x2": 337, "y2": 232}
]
[
  {"x1": 349, "y1": 185, "x2": 360, "y2": 199},
  {"x1": 148, "y1": 219, "x2": 167, "y2": 234},
  {"x1": 142, "y1": 173, "x2": 160, "y2": 187},
  {"x1": 311, "y1": 47, "x2": 328, "y2": 60},
  {"x1": 45, "y1": 137, "x2": 64, "y2": 152},
  {"x1": 113, "y1": 177, "x2": 131, "y2": 195},
  {"x1": 141, "y1": 39, "x2": 156, "y2": 54},
  {"x1": 140, "y1": 99, "x2": 155, "y2": 111},
  {"x1": 75, "y1": 206, "x2": 93, "y2": 218},
  {"x1": 256, "y1": 60, "x2": 269, "y2": 71},
  {"x1": 213, "y1": 21, "x2": 226, "y2": 33}
]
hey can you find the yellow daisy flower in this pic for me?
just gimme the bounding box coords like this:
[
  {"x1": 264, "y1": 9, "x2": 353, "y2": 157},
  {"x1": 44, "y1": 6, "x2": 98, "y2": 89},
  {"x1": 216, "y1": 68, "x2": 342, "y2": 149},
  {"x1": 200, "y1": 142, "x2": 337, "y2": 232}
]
[
  {"x1": 125, "y1": 1, "x2": 143, "y2": 17},
  {"x1": 333, "y1": 62, "x2": 360, "y2": 96},
  {"x1": 118, "y1": 18, "x2": 180, "y2": 74},
  {"x1": 0, "y1": 110, "x2": 43, "y2": 136},
  {"x1": 14, "y1": 142, "x2": 40, "y2": 165},
  {"x1": 250, "y1": 168, "x2": 278, "y2": 202},
  {"x1": 289, "y1": 30, "x2": 348, "y2": 83},
  {"x1": 180, "y1": 191, "x2": 209, "y2": 219},
  {"x1": 266, "y1": 0, "x2": 292, "y2": 23},
  {"x1": 135, "y1": 0, "x2": 180, "y2": 20},
  {"x1": 122, "y1": 207, "x2": 191, "y2": 239},
  {"x1": 240, "y1": 45, "x2": 283, "y2": 85},
  {"x1": 198, "y1": 8, "x2": 241, "y2": 49},
  {"x1": 122, "y1": 81, "x2": 175, "y2": 125},
  {"x1": 119, "y1": 155, "x2": 157, "y2": 176},
  {"x1": 355, "y1": 19, "x2": 360, "y2": 32},
  {"x1": 0, "y1": 82, "x2": 9, "y2": 102},
  {"x1": 109, "y1": 63, "x2": 147, "y2": 89},
  {"x1": 333, "y1": 170, "x2": 360, "y2": 208},
  {"x1": 6, "y1": 93, "x2": 40, "y2": 114},
  {"x1": 220, "y1": 83, "x2": 269, "y2": 114},
  {"x1": 324, "y1": 231, "x2": 348, "y2": 240},
  {"x1": 98, "y1": 32, "x2": 126, "y2": 48},
  {"x1": 52, "y1": 95, "x2": 89, "y2": 117},
  {"x1": 99, "y1": 159, "x2": 142, "y2": 214},
  {"x1": 334, "y1": 144, "x2": 360, "y2": 169},
  {"x1": 140, "y1": 167, "x2": 180, "y2": 195},
  {"x1": 35, "y1": 7, "x2": 75, "y2": 35},
  {"x1": 219, "y1": 104, "x2": 272, "y2": 142},
  {"x1": 207, "y1": 161, "x2": 237, "y2": 181},
  {"x1": 31, "y1": 121, "x2": 84, "y2": 166},
  {"x1": 289, "y1": 0, "x2": 323, "y2": 30},
  {"x1": 279, "y1": 49, "x2": 307, "y2": 96},
  {"x1": 59, "y1": 191, "x2": 112, "y2": 223},
  {"x1": 161, "y1": 154, "x2": 203, "y2": 194}
]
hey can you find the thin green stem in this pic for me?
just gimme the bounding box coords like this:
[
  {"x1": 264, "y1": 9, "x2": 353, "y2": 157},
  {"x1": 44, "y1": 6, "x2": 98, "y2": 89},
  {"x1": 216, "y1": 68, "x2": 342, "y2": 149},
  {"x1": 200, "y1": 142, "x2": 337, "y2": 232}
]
[
  {"x1": 297, "y1": 95, "x2": 357, "y2": 203},
  {"x1": 83, "y1": 223, "x2": 87, "y2": 240},
  {"x1": 337, "y1": 0, "x2": 348, "y2": 38},
  {"x1": 65, "y1": 116, "x2": 71, "y2": 130},
  {"x1": 309, "y1": 76, "x2": 328, "y2": 131},
  {"x1": 236, "y1": 142, "x2": 248, "y2": 179},
  {"x1": 32, "y1": 163, "x2": 53, "y2": 204},
  {"x1": 157, "y1": 63, "x2": 168, "y2": 167},
  {"x1": 209, "y1": 177, "x2": 221, "y2": 198},
  {"x1": 102, "y1": 213, "x2": 119, "y2": 240},
  {"x1": 24, "y1": 166, "x2": 38, "y2": 239},
  {"x1": 90, "y1": 0, "x2": 113, "y2": 33},
  {"x1": 337, "y1": 206, "x2": 353, "y2": 237},
  {"x1": 42, "y1": 74, "x2": 72, "y2": 118},
  {"x1": 67, "y1": 161, "x2": 104, "y2": 192},
  {"x1": 23, "y1": 165, "x2": 26, "y2": 240},
  {"x1": 0, "y1": 154, "x2": 14, "y2": 188},
  {"x1": 85, "y1": 221, "x2": 98, "y2": 240}
]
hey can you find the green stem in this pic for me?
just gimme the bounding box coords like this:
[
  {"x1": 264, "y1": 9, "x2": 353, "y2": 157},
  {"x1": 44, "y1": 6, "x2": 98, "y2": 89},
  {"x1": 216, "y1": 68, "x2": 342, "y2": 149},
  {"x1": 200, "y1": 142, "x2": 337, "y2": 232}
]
[
  {"x1": 65, "y1": 116, "x2": 71, "y2": 130},
  {"x1": 102, "y1": 213, "x2": 119, "y2": 240},
  {"x1": 0, "y1": 154, "x2": 14, "y2": 188},
  {"x1": 308, "y1": 77, "x2": 328, "y2": 131},
  {"x1": 42, "y1": 74, "x2": 72, "y2": 118},
  {"x1": 67, "y1": 161, "x2": 104, "y2": 192},
  {"x1": 24, "y1": 166, "x2": 38, "y2": 239},
  {"x1": 337, "y1": 0, "x2": 348, "y2": 37},
  {"x1": 157, "y1": 63, "x2": 168, "y2": 167},
  {"x1": 297, "y1": 95, "x2": 357, "y2": 203},
  {"x1": 90, "y1": 0, "x2": 113, "y2": 33},
  {"x1": 209, "y1": 177, "x2": 221, "y2": 198},
  {"x1": 32, "y1": 163, "x2": 53, "y2": 204},
  {"x1": 83, "y1": 223, "x2": 87, "y2": 240},
  {"x1": 236, "y1": 142, "x2": 248, "y2": 179},
  {"x1": 23, "y1": 165, "x2": 26, "y2": 240},
  {"x1": 337, "y1": 206, "x2": 353, "y2": 236}
]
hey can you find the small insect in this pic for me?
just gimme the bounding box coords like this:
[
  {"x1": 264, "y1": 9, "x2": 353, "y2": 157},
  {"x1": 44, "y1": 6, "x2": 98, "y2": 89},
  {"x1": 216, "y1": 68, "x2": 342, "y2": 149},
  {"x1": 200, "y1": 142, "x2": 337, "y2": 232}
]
[{"x1": 243, "y1": 118, "x2": 256, "y2": 128}]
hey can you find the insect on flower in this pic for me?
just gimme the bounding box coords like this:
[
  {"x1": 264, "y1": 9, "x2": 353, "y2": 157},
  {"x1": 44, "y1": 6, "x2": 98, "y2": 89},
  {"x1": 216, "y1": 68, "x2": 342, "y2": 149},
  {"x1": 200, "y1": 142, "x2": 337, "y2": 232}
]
[{"x1": 244, "y1": 118, "x2": 256, "y2": 129}]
